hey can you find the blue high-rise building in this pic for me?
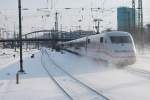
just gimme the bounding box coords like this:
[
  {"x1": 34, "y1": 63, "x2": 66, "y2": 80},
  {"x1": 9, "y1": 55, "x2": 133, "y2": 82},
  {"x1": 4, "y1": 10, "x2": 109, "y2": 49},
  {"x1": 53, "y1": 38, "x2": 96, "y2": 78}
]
[{"x1": 117, "y1": 7, "x2": 137, "y2": 32}]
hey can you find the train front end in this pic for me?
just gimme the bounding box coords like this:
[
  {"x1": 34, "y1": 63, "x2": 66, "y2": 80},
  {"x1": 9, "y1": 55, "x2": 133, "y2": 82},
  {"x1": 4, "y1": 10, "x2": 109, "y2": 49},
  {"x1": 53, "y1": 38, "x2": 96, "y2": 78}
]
[{"x1": 108, "y1": 31, "x2": 136, "y2": 66}]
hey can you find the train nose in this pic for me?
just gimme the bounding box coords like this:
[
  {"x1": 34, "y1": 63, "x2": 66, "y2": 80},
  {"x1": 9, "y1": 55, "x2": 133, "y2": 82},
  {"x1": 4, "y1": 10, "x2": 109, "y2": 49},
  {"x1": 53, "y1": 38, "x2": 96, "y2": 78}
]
[{"x1": 116, "y1": 56, "x2": 136, "y2": 66}]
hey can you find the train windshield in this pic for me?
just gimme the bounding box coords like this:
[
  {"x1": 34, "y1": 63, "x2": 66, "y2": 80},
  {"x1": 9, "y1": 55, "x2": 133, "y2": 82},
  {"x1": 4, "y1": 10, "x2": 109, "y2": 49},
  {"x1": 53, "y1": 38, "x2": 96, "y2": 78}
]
[{"x1": 110, "y1": 36, "x2": 132, "y2": 44}]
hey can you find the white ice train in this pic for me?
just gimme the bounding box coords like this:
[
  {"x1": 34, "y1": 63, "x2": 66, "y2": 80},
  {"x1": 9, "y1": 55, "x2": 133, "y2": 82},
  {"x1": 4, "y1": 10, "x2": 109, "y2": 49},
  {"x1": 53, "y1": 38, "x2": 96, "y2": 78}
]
[{"x1": 59, "y1": 31, "x2": 136, "y2": 66}]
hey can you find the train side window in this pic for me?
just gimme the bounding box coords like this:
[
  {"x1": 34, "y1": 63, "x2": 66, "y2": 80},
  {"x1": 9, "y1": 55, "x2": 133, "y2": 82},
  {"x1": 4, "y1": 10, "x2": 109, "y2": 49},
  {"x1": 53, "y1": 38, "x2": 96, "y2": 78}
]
[
  {"x1": 100, "y1": 37, "x2": 103, "y2": 43},
  {"x1": 61, "y1": 44, "x2": 64, "y2": 47},
  {"x1": 87, "y1": 39, "x2": 90, "y2": 43},
  {"x1": 69, "y1": 43, "x2": 72, "y2": 47}
]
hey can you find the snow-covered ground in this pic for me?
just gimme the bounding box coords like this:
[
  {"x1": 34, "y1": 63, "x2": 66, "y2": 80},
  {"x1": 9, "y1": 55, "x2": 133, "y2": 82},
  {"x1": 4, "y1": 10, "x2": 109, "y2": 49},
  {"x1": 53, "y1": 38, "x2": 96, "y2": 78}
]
[
  {"x1": 0, "y1": 49, "x2": 70, "y2": 100},
  {"x1": 0, "y1": 49, "x2": 38, "y2": 69},
  {"x1": 0, "y1": 48, "x2": 150, "y2": 100},
  {"x1": 46, "y1": 49, "x2": 150, "y2": 100},
  {"x1": 128, "y1": 47, "x2": 150, "y2": 71}
]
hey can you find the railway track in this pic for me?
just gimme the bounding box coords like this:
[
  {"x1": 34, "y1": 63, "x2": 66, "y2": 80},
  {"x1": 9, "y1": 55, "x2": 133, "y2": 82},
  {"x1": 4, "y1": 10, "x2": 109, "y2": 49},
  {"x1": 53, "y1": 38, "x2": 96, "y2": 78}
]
[
  {"x1": 124, "y1": 67, "x2": 150, "y2": 79},
  {"x1": 40, "y1": 49, "x2": 110, "y2": 100},
  {"x1": 40, "y1": 49, "x2": 73, "y2": 100}
]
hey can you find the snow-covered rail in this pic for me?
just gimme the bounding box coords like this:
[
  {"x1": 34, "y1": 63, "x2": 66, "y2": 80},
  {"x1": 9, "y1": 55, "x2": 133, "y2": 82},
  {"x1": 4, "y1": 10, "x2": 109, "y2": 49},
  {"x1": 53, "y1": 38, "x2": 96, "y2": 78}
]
[
  {"x1": 41, "y1": 49, "x2": 110, "y2": 100},
  {"x1": 124, "y1": 67, "x2": 150, "y2": 79},
  {"x1": 40, "y1": 49, "x2": 73, "y2": 100}
]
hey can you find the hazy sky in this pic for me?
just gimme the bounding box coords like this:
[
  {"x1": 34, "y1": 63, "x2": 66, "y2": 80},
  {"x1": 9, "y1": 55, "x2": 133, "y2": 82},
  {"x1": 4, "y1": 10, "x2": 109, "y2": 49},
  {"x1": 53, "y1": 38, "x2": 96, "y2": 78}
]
[{"x1": 0, "y1": 0, "x2": 149, "y2": 35}]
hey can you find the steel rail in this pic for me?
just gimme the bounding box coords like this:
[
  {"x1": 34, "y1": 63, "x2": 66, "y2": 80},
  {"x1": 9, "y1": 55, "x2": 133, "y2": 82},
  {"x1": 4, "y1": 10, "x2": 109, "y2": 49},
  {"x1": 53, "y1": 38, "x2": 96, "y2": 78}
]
[
  {"x1": 45, "y1": 49, "x2": 110, "y2": 100},
  {"x1": 40, "y1": 49, "x2": 74, "y2": 100}
]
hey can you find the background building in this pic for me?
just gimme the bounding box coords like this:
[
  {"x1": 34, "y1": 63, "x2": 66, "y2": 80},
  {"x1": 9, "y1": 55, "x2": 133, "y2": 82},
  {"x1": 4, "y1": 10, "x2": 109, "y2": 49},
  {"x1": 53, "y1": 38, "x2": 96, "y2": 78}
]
[{"x1": 117, "y1": 7, "x2": 137, "y2": 34}]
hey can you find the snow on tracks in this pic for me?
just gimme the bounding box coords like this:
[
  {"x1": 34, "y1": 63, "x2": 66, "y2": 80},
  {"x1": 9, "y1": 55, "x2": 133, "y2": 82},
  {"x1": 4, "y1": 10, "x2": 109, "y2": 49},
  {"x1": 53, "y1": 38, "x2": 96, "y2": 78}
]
[{"x1": 40, "y1": 49, "x2": 110, "y2": 100}]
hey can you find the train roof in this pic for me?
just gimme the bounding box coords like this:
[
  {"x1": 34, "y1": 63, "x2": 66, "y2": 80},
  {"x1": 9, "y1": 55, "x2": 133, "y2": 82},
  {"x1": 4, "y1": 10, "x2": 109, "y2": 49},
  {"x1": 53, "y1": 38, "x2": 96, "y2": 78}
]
[
  {"x1": 101, "y1": 31, "x2": 131, "y2": 36},
  {"x1": 61, "y1": 31, "x2": 132, "y2": 44}
]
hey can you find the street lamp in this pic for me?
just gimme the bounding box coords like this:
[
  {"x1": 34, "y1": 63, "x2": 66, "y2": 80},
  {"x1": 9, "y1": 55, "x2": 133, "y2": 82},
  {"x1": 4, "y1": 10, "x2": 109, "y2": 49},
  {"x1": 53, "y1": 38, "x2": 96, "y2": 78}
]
[{"x1": 18, "y1": 0, "x2": 24, "y2": 73}]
